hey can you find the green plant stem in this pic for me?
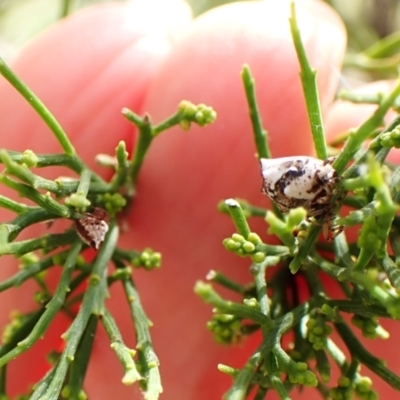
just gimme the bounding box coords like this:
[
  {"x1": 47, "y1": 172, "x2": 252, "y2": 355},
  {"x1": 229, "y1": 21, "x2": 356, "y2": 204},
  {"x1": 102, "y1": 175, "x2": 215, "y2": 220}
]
[
  {"x1": 251, "y1": 263, "x2": 270, "y2": 317},
  {"x1": 269, "y1": 374, "x2": 290, "y2": 400},
  {"x1": 224, "y1": 349, "x2": 263, "y2": 400},
  {"x1": 0, "y1": 150, "x2": 66, "y2": 193},
  {"x1": 225, "y1": 199, "x2": 251, "y2": 238},
  {"x1": 326, "y1": 300, "x2": 390, "y2": 318},
  {"x1": 151, "y1": 112, "x2": 186, "y2": 136},
  {"x1": 0, "y1": 249, "x2": 69, "y2": 292},
  {"x1": 122, "y1": 277, "x2": 162, "y2": 400},
  {"x1": 364, "y1": 30, "x2": 400, "y2": 58},
  {"x1": 342, "y1": 115, "x2": 400, "y2": 181},
  {"x1": 109, "y1": 141, "x2": 130, "y2": 191},
  {"x1": 67, "y1": 315, "x2": 98, "y2": 399},
  {"x1": 289, "y1": 2, "x2": 327, "y2": 160},
  {"x1": 337, "y1": 91, "x2": 384, "y2": 105},
  {"x1": 2, "y1": 150, "x2": 83, "y2": 172},
  {"x1": 334, "y1": 79, "x2": 400, "y2": 174},
  {"x1": 4, "y1": 208, "x2": 60, "y2": 241},
  {"x1": 76, "y1": 168, "x2": 91, "y2": 197},
  {"x1": 36, "y1": 224, "x2": 118, "y2": 400},
  {"x1": 344, "y1": 54, "x2": 400, "y2": 74},
  {"x1": 0, "y1": 195, "x2": 30, "y2": 214},
  {"x1": 206, "y1": 270, "x2": 247, "y2": 295},
  {"x1": 102, "y1": 308, "x2": 142, "y2": 384},
  {"x1": 195, "y1": 282, "x2": 273, "y2": 327},
  {"x1": 333, "y1": 231, "x2": 354, "y2": 268},
  {"x1": 0, "y1": 241, "x2": 82, "y2": 368},
  {"x1": 289, "y1": 225, "x2": 321, "y2": 273},
  {"x1": 123, "y1": 109, "x2": 154, "y2": 187},
  {"x1": 315, "y1": 349, "x2": 330, "y2": 383},
  {"x1": 315, "y1": 255, "x2": 400, "y2": 316},
  {"x1": 380, "y1": 255, "x2": 400, "y2": 291},
  {"x1": 241, "y1": 64, "x2": 270, "y2": 159},
  {"x1": 0, "y1": 230, "x2": 78, "y2": 256},
  {"x1": 0, "y1": 58, "x2": 79, "y2": 159},
  {"x1": 0, "y1": 365, "x2": 6, "y2": 396},
  {"x1": 335, "y1": 320, "x2": 400, "y2": 390},
  {"x1": 0, "y1": 174, "x2": 70, "y2": 217},
  {"x1": 29, "y1": 366, "x2": 58, "y2": 400}
]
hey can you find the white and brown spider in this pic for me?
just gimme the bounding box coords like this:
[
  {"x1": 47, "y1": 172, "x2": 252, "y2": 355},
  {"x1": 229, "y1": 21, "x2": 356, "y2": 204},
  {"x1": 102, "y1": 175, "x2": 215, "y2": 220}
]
[{"x1": 260, "y1": 156, "x2": 342, "y2": 238}]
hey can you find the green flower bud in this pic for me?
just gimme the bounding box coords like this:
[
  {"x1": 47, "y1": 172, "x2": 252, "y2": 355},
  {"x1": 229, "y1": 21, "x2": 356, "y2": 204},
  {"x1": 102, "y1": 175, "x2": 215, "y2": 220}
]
[
  {"x1": 65, "y1": 192, "x2": 91, "y2": 211},
  {"x1": 21, "y1": 149, "x2": 39, "y2": 167}
]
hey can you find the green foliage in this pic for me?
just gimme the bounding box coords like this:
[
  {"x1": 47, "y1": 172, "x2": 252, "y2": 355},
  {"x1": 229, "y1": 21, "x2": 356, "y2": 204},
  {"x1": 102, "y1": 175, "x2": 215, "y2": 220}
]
[
  {"x1": 0, "y1": 56, "x2": 216, "y2": 399},
  {"x1": 196, "y1": 4, "x2": 400, "y2": 400}
]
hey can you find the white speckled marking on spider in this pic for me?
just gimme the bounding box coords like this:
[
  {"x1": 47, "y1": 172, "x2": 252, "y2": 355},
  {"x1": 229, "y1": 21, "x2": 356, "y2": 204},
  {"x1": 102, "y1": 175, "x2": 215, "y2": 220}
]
[{"x1": 260, "y1": 156, "x2": 339, "y2": 220}]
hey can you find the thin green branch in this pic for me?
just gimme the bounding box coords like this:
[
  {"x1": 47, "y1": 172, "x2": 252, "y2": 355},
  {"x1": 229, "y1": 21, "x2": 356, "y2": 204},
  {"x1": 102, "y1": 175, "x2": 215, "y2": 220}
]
[
  {"x1": 29, "y1": 365, "x2": 58, "y2": 400},
  {"x1": 0, "y1": 365, "x2": 6, "y2": 396},
  {"x1": 102, "y1": 309, "x2": 142, "y2": 385},
  {"x1": 0, "y1": 249, "x2": 69, "y2": 292},
  {"x1": 251, "y1": 263, "x2": 270, "y2": 317},
  {"x1": 206, "y1": 270, "x2": 247, "y2": 295},
  {"x1": 335, "y1": 320, "x2": 400, "y2": 390},
  {"x1": 241, "y1": 64, "x2": 271, "y2": 159},
  {"x1": 195, "y1": 282, "x2": 273, "y2": 327},
  {"x1": 1, "y1": 150, "x2": 82, "y2": 172},
  {"x1": 123, "y1": 276, "x2": 162, "y2": 400},
  {"x1": 0, "y1": 58, "x2": 79, "y2": 159},
  {"x1": 225, "y1": 199, "x2": 251, "y2": 238},
  {"x1": 123, "y1": 109, "x2": 154, "y2": 187},
  {"x1": 334, "y1": 79, "x2": 400, "y2": 174},
  {"x1": 0, "y1": 241, "x2": 82, "y2": 368},
  {"x1": 35, "y1": 224, "x2": 118, "y2": 400},
  {"x1": 109, "y1": 141, "x2": 130, "y2": 191},
  {"x1": 67, "y1": 315, "x2": 98, "y2": 399},
  {"x1": 0, "y1": 230, "x2": 78, "y2": 257},
  {"x1": 289, "y1": 2, "x2": 327, "y2": 160},
  {"x1": 223, "y1": 350, "x2": 263, "y2": 400},
  {"x1": 0, "y1": 174, "x2": 71, "y2": 218},
  {"x1": 0, "y1": 195, "x2": 30, "y2": 214}
]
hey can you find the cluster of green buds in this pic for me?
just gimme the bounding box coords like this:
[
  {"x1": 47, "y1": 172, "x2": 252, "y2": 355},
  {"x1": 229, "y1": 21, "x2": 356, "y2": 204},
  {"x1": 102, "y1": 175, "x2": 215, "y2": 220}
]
[
  {"x1": 351, "y1": 315, "x2": 388, "y2": 340},
  {"x1": 206, "y1": 313, "x2": 243, "y2": 345},
  {"x1": 354, "y1": 376, "x2": 378, "y2": 400},
  {"x1": 222, "y1": 232, "x2": 266, "y2": 263},
  {"x1": 132, "y1": 248, "x2": 162, "y2": 270},
  {"x1": 282, "y1": 360, "x2": 318, "y2": 387},
  {"x1": 99, "y1": 192, "x2": 127, "y2": 216},
  {"x1": 370, "y1": 125, "x2": 400, "y2": 149},
  {"x1": 330, "y1": 375, "x2": 378, "y2": 400},
  {"x1": 177, "y1": 100, "x2": 217, "y2": 130},
  {"x1": 61, "y1": 385, "x2": 87, "y2": 400},
  {"x1": 306, "y1": 315, "x2": 333, "y2": 350}
]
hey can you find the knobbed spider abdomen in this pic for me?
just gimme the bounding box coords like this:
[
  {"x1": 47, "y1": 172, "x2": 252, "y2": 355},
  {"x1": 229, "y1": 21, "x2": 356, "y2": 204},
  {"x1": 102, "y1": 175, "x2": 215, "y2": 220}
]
[{"x1": 260, "y1": 156, "x2": 339, "y2": 221}]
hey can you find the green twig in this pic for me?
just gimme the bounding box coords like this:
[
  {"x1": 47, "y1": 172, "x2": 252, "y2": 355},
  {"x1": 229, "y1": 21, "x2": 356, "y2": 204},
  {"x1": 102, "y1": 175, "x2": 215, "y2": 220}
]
[
  {"x1": 225, "y1": 199, "x2": 251, "y2": 238},
  {"x1": 34, "y1": 224, "x2": 118, "y2": 399},
  {"x1": 122, "y1": 277, "x2": 162, "y2": 400},
  {"x1": 335, "y1": 320, "x2": 400, "y2": 390},
  {"x1": 289, "y1": 2, "x2": 327, "y2": 160},
  {"x1": 0, "y1": 58, "x2": 79, "y2": 159},
  {"x1": 67, "y1": 315, "x2": 98, "y2": 399},
  {"x1": 334, "y1": 79, "x2": 400, "y2": 174},
  {"x1": 102, "y1": 309, "x2": 142, "y2": 385},
  {"x1": 241, "y1": 64, "x2": 271, "y2": 159},
  {"x1": 0, "y1": 241, "x2": 82, "y2": 368}
]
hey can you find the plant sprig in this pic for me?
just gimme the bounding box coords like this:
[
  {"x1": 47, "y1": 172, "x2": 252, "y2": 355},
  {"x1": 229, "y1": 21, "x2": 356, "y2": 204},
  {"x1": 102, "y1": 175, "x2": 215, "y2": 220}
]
[
  {"x1": 0, "y1": 53, "x2": 217, "y2": 399},
  {"x1": 195, "y1": 3, "x2": 400, "y2": 399}
]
